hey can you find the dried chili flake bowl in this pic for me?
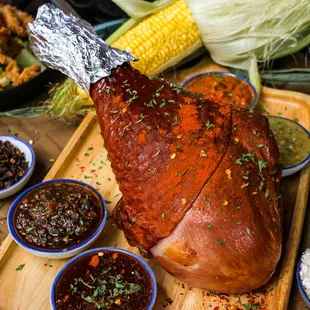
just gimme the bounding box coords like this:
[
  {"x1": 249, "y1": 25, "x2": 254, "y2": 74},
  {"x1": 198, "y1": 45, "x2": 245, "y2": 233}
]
[
  {"x1": 8, "y1": 179, "x2": 107, "y2": 259},
  {"x1": 0, "y1": 136, "x2": 35, "y2": 199},
  {"x1": 50, "y1": 247, "x2": 157, "y2": 310}
]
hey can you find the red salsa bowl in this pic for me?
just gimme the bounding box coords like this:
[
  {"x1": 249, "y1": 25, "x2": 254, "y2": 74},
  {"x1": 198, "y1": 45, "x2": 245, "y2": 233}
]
[
  {"x1": 182, "y1": 71, "x2": 258, "y2": 110},
  {"x1": 50, "y1": 247, "x2": 157, "y2": 310}
]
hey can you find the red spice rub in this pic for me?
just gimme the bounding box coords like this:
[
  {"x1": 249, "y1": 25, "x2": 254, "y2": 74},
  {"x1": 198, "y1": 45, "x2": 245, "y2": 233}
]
[{"x1": 91, "y1": 66, "x2": 233, "y2": 252}]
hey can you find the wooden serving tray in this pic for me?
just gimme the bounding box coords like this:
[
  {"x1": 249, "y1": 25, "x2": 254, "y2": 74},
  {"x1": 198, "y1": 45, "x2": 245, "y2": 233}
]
[{"x1": 0, "y1": 60, "x2": 310, "y2": 310}]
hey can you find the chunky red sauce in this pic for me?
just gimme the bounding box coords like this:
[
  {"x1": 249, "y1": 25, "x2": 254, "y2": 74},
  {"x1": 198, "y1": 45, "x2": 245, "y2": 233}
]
[
  {"x1": 14, "y1": 183, "x2": 103, "y2": 250},
  {"x1": 184, "y1": 73, "x2": 255, "y2": 108},
  {"x1": 55, "y1": 250, "x2": 153, "y2": 310}
]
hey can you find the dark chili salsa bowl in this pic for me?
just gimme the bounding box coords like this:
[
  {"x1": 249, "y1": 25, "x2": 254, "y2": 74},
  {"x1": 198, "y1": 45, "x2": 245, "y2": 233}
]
[
  {"x1": 182, "y1": 71, "x2": 258, "y2": 110},
  {"x1": 50, "y1": 247, "x2": 157, "y2": 310},
  {"x1": 8, "y1": 179, "x2": 107, "y2": 259}
]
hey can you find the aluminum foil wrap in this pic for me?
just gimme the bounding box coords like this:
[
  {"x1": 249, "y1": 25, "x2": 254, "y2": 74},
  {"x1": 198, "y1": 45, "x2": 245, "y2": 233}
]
[{"x1": 28, "y1": 4, "x2": 136, "y2": 91}]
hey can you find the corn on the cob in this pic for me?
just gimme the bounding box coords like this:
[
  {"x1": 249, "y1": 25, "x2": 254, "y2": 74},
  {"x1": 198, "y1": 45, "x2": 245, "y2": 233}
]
[{"x1": 112, "y1": 0, "x2": 202, "y2": 76}]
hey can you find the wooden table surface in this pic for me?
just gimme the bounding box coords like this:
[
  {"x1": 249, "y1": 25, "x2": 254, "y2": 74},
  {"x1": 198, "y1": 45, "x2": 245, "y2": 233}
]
[{"x1": 0, "y1": 89, "x2": 309, "y2": 310}]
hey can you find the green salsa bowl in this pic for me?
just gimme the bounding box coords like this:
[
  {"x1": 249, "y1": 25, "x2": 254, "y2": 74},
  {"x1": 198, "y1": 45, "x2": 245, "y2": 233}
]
[{"x1": 268, "y1": 116, "x2": 310, "y2": 177}]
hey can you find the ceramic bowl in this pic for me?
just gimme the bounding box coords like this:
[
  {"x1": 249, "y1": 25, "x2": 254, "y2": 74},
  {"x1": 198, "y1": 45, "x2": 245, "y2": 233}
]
[
  {"x1": 297, "y1": 253, "x2": 310, "y2": 307},
  {"x1": 50, "y1": 247, "x2": 157, "y2": 310},
  {"x1": 182, "y1": 71, "x2": 258, "y2": 110},
  {"x1": 0, "y1": 136, "x2": 35, "y2": 199},
  {"x1": 268, "y1": 116, "x2": 310, "y2": 177},
  {"x1": 7, "y1": 179, "x2": 107, "y2": 259}
]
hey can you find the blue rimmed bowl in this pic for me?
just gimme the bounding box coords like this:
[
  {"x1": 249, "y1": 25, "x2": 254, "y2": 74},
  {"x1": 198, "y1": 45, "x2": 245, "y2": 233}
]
[
  {"x1": 0, "y1": 136, "x2": 35, "y2": 199},
  {"x1": 7, "y1": 179, "x2": 107, "y2": 259},
  {"x1": 297, "y1": 252, "x2": 310, "y2": 307},
  {"x1": 50, "y1": 247, "x2": 157, "y2": 310},
  {"x1": 268, "y1": 116, "x2": 310, "y2": 177},
  {"x1": 182, "y1": 71, "x2": 258, "y2": 110}
]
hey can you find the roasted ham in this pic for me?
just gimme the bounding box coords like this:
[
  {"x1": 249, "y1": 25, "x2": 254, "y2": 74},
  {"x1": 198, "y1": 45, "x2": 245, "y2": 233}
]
[{"x1": 91, "y1": 65, "x2": 282, "y2": 294}]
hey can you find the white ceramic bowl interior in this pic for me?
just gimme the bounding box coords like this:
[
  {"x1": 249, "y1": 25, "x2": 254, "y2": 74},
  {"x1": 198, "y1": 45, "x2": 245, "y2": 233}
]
[{"x1": 0, "y1": 136, "x2": 35, "y2": 199}]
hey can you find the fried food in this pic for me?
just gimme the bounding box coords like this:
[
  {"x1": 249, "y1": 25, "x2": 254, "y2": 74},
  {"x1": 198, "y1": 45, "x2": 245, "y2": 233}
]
[
  {"x1": 5, "y1": 61, "x2": 40, "y2": 86},
  {"x1": 15, "y1": 9, "x2": 33, "y2": 30},
  {"x1": 0, "y1": 27, "x2": 10, "y2": 52},
  {"x1": 0, "y1": 52, "x2": 13, "y2": 65},
  {"x1": 14, "y1": 64, "x2": 41, "y2": 86},
  {"x1": 0, "y1": 5, "x2": 39, "y2": 90},
  {"x1": 1, "y1": 5, "x2": 33, "y2": 38},
  {"x1": 5, "y1": 60, "x2": 20, "y2": 85},
  {"x1": 0, "y1": 73, "x2": 8, "y2": 89},
  {"x1": 6, "y1": 37, "x2": 22, "y2": 58}
]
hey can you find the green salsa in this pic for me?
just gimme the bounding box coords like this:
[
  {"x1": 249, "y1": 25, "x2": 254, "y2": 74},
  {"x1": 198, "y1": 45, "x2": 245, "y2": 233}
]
[{"x1": 269, "y1": 117, "x2": 310, "y2": 168}]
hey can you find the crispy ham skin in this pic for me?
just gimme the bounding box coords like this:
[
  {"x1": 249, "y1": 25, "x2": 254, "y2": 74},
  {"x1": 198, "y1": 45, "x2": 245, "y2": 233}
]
[{"x1": 90, "y1": 66, "x2": 282, "y2": 293}]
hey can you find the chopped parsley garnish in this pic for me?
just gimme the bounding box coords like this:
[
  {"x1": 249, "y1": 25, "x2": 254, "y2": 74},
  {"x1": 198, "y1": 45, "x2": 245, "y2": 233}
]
[
  {"x1": 235, "y1": 152, "x2": 255, "y2": 165},
  {"x1": 205, "y1": 120, "x2": 213, "y2": 130},
  {"x1": 252, "y1": 130, "x2": 260, "y2": 137},
  {"x1": 216, "y1": 238, "x2": 227, "y2": 246},
  {"x1": 172, "y1": 116, "x2": 178, "y2": 127},
  {"x1": 135, "y1": 114, "x2": 145, "y2": 124},
  {"x1": 70, "y1": 284, "x2": 77, "y2": 293},
  {"x1": 80, "y1": 279, "x2": 95, "y2": 289},
  {"x1": 258, "y1": 159, "x2": 268, "y2": 173},
  {"x1": 104, "y1": 87, "x2": 111, "y2": 94},
  {"x1": 8, "y1": 128, "x2": 17, "y2": 136},
  {"x1": 172, "y1": 86, "x2": 182, "y2": 94},
  {"x1": 15, "y1": 264, "x2": 25, "y2": 271}
]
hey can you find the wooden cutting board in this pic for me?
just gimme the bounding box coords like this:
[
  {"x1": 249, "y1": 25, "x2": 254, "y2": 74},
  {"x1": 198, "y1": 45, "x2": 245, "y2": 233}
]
[{"x1": 0, "y1": 59, "x2": 310, "y2": 310}]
